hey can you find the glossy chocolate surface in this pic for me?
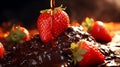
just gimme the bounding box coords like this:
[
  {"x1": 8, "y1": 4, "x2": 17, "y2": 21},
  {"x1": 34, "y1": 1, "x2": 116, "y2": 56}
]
[{"x1": 0, "y1": 26, "x2": 120, "y2": 67}]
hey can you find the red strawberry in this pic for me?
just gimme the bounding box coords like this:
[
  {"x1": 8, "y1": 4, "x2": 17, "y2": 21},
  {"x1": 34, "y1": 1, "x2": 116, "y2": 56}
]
[
  {"x1": 52, "y1": 8, "x2": 69, "y2": 37},
  {"x1": 37, "y1": 8, "x2": 69, "y2": 42},
  {"x1": 82, "y1": 17, "x2": 112, "y2": 42},
  {"x1": 14, "y1": 26, "x2": 30, "y2": 41},
  {"x1": 37, "y1": 12, "x2": 52, "y2": 42},
  {"x1": 0, "y1": 42, "x2": 5, "y2": 58},
  {"x1": 6, "y1": 25, "x2": 30, "y2": 43},
  {"x1": 70, "y1": 40, "x2": 105, "y2": 67}
]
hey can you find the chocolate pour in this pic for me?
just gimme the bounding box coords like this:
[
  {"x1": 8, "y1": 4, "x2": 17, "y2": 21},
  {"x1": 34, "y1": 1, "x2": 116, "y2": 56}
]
[
  {"x1": 50, "y1": 0, "x2": 55, "y2": 15},
  {"x1": 50, "y1": 0, "x2": 57, "y2": 47}
]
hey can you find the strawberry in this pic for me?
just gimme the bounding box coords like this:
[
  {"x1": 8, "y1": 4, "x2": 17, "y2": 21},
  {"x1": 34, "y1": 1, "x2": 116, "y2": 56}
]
[
  {"x1": 52, "y1": 8, "x2": 69, "y2": 37},
  {"x1": 0, "y1": 42, "x2": 5, "y2": 58},
  {"x1": 37, "y1": 12, "x2": 52, "y2": 42},
  {"x1": 37, "y1": 7, "x2": 69, "y2": 42},
  {"x1": 70, "y1": 40, "x2": 105, "y2": 67},
  {"x1": 82, "y1": 17, "x2": 112, "y2": 42},
  {"x1": 6, "y1": 25, "x2": 30, "y2": 43}
]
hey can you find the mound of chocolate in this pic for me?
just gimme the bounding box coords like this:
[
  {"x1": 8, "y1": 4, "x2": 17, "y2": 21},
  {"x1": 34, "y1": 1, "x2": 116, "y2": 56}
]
[{"x1": 0, "y1": 26, "x2": 120, "y2": 67}]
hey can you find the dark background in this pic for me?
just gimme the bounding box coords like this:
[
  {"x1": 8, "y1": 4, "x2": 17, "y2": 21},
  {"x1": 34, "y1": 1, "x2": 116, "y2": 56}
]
[
  {"x1": 0, "y1": 0, "x2": 50, "y2": 27},
  {"x1": 0, "y1": 0, "x2": 120, "y2": 28}
]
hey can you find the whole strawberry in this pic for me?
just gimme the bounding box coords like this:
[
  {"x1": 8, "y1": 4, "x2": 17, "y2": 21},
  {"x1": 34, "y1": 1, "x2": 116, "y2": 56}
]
[
  {"x1": 37, "y1": 7, "x2": 69, "y2": 42},
  {"x1": 82, "y1": 17, "x2": 112, "y2": 42},
  {"x1": 70, "y1": 40, "x2": 105, "y2": 67},
  {"x1": 6, "y1": 25, "x2": 30, "y2": 43}
]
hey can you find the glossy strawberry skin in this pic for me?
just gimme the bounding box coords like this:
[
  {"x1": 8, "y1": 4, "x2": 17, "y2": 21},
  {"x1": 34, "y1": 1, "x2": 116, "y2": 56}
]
[
  {"x1": 89, "y1": 21, "x2": 112, "y2": 42},
  {"x1": 37, "y1": 12, "x2": 52, "y2": 42},
  {"x1": 37, "y1": 9, "x2": 69, "y2": 42},
  {"x1": 77, "y1": 41, "x2": 105, "y2": 67},
  {"x1": 20, "y1": 27, "x2": 30, "y2": 41},
  {"x1": 0, "y1": 42, "x2": 5, "y2": 58},
  {"x1": 52, "y1": 9, "x2": 69, "y2": 37}
]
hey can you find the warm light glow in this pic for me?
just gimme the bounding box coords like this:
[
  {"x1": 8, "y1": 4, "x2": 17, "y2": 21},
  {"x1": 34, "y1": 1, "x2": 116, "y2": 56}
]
[{"x1": 4, "y1": 32, "x2": 9, "y2": 38}]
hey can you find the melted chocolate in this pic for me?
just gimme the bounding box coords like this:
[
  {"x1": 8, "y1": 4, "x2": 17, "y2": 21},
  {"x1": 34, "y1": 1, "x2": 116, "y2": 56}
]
[{"x1": 0, "y1": 26, "x2": 120, "y2": 67}]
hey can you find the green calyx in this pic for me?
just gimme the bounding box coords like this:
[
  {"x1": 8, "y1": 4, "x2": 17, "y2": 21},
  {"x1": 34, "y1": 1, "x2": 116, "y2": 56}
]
[
  {"x1": 70, "y1": 42, "x2": 87, "y2": 64},
  {"x1": 82, "y1": 17, "x2": 94, "y2": 32},
  {"x1": 40, "y1": 9, "x2": 52, "y2": 14},
  {"x1": 40, "y1": 5, "x2": 66, "y2": 14},
  {"x1": 6, "y1": 25, "x2": 26, "y2": 43}
]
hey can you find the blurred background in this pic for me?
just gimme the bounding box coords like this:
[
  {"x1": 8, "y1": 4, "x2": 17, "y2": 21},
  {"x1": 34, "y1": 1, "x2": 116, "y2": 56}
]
[{"x1": 0, "y1": 0, "x2": 120, "y2": 28}]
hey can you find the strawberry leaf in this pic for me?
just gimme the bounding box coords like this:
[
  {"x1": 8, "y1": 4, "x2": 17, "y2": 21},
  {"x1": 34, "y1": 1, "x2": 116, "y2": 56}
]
[
  {"x1": 70, "y1": 42, "x2": 87, "y2": 64},
  {"x1": 82, "y1": 17, "x2": 94, "y2": 32},
  {"x1": 40, "y1": 5, "x2": 66, "y2": 14},
  {"x1": 71, "y1": 43, "x2": 77, "y2": 49},
  {"x1": 40, "y1": 9, "x2": 51, "y2": 13},
  {"x1": 79, "y1": 49, "x2": 86, "y2": 54},
  {"x1": 6, "y1": 25, "x2": 26, "y2": 43}
]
